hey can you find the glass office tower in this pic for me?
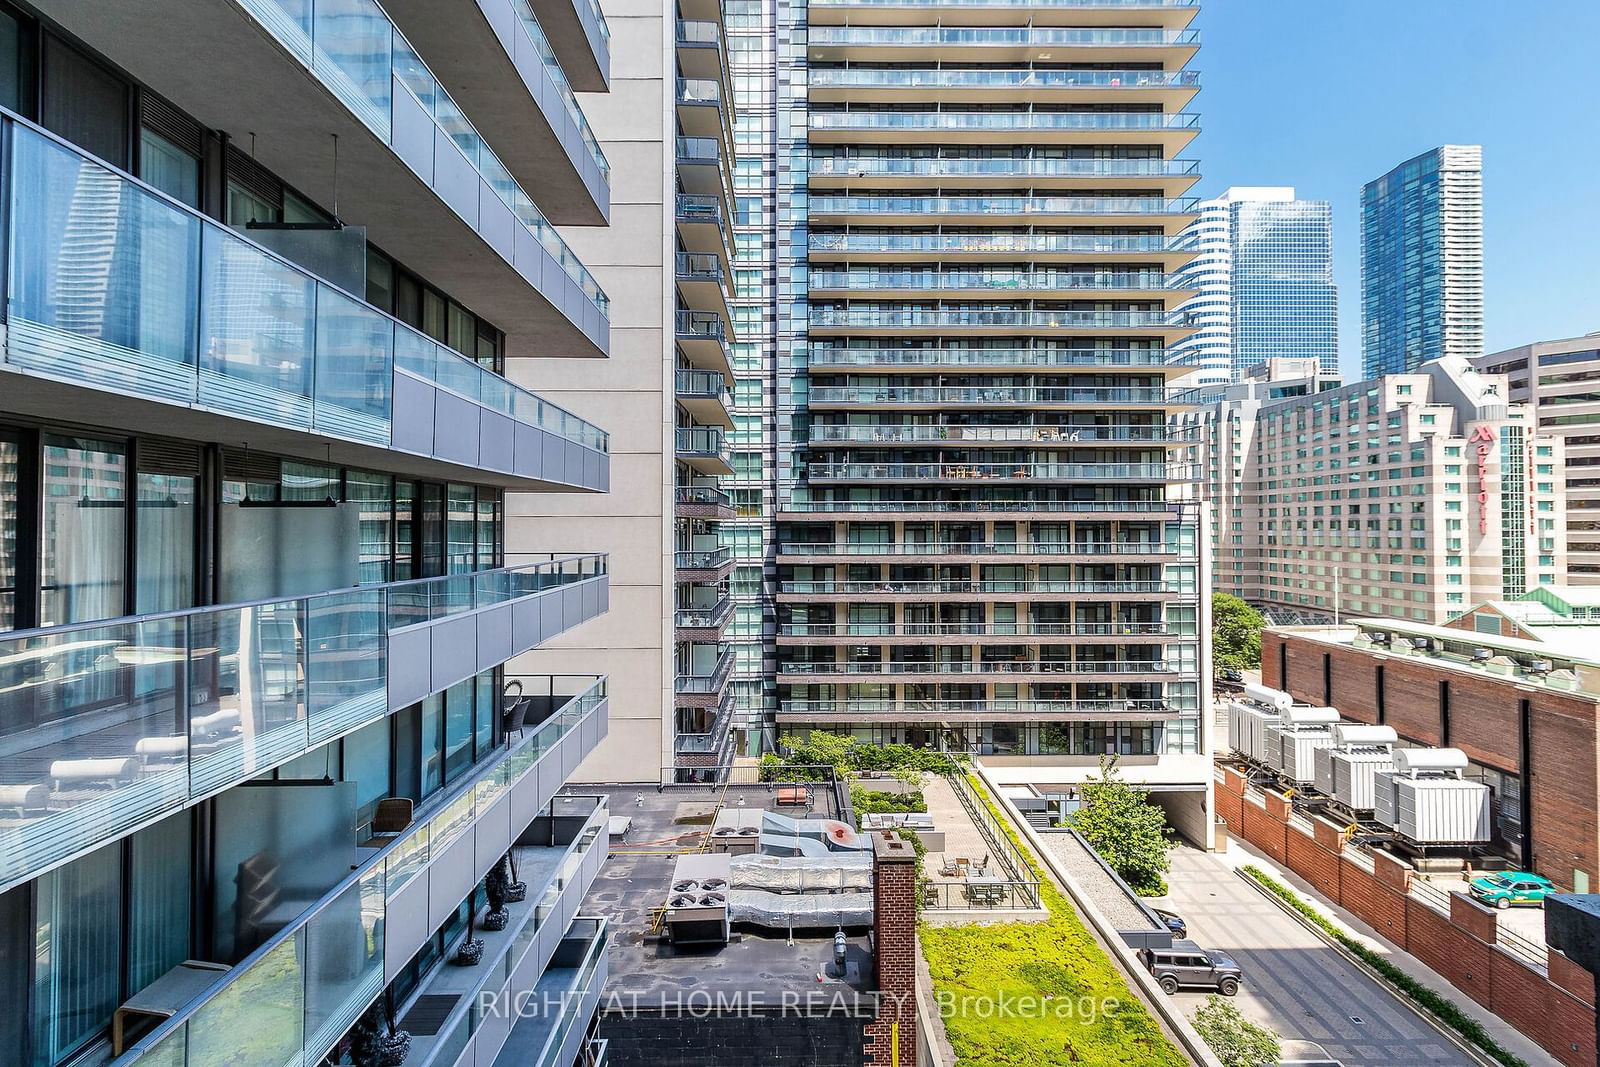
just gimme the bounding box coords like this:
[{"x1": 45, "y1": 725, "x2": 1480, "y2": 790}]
[
  {"x1": 1361, "y1": 145, "x2": 1484, "y2": 378},
  {"x1": 767, "y1": 0, "x2": 1213, "y2": 827}
]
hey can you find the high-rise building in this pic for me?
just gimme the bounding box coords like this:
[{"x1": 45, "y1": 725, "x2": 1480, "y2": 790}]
[
  {"x1": 767, "y1": 0, "x2": 1214, "y2": 835},
  {"x1": 1171, "y1": 187, "x2": 1338, "y2": 392},
  {"x1": 509, "y1": 0, "x2": 743, "y2": 778},
  {"x1": 0, "y1": 2, "x2": 617, "y2": 1064},
  {"x1": 1360, "y1": 145, "x2": 1484, "y2": 378},
  {"x1": 1476, "y1": 333, "x2": 1600, "y2": 585},
  {"x1": 1181, "y1": 356, "x2": 1565, "y2": 624}
]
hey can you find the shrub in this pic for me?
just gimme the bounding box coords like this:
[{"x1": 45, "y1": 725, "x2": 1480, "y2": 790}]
[
  {"x1": 1071, "y1": 755, "x2": 1173, "y2": 896},
  {"x1": 850, "y1": 786, "x2": 927, "y2": 818},
  {"x1": 918, "y1": 775, "x2": 1188, "y2": 1066},
  {"x1": 1241, "y1": 866, "x2": 1529, "y2": 1067},
  {"x1": 1191, "y1": 995, "x2": 1280, "y2": 1067}
]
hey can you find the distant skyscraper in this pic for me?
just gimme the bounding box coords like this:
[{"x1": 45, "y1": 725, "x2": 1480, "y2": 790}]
[
  {"x1": 1171, "y1": 187, "x2": 1337, "y2": 393},
  {"x1": 1360, "y1": 145, "x2": 1484, "y2": 378}
]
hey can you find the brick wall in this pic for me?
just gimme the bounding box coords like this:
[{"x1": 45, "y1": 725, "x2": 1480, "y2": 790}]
[
  {"x1": 1215, "y1": 771, "x2": 1597, "y2": 1066},
  {"x1": 1263, "y1": 630, "x2": 1600, "y2": 889},
  {"x1": 865, "y1": 832, "x2": 918, "y2": 1067}
]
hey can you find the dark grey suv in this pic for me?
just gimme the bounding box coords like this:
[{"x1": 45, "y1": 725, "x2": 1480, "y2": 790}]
[{"x1": 1139, "y1": 940, "x2": 1243, "y2": 996}]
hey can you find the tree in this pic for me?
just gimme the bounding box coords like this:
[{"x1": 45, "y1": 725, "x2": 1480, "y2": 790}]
[
  {"x1": 1213, "y1": 593, "x2": 1264, "y2": 672},
  {"x1": 1072, "y1": 755, "x2": 1173, "y2": 895},
  {"x1": 1192, "y1": 995, "x2": 1281, "y2": 1067}
]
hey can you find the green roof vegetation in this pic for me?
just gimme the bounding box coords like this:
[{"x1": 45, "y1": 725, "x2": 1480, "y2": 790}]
[{"x1": 919, "y1": 775, "x2": 1187, "y2": 1067}]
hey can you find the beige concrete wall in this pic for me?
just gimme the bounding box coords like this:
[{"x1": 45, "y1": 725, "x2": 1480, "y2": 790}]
[{"x1": 506, "y1": 0, "x2": 675, "y2": 783}]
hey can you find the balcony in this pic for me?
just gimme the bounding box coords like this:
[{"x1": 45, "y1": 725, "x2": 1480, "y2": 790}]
[
  {"x1": 776, "y1": 659, "x2": 1182, "y2": 680},
  {"x1": 808, "y1": 154, "x2": 1200, "y2": 192},
  {"x1": 777, "y1": 540, "x2": 1180, "y2": 559},
  {"x1": 676, "y1": 137, "x2": 735, "y2": 223},
  {"x1": 780, "y1": 500, "x2": 1192, "y2": 517},
  {"x1": 676, "y1": 253, "x2": 735, "y2": 330},
  {"x1": 808, "y1": 232, "x2": 1191, "y2": 269},
  {"x1": 676, "y1": 484, "x2": 738, "y2": 519},
  {"x1": 674, "y1": 695, "x2": 735, "y2": 765},
  {"x1": 676, "y1": 369, "x2": 735, "y2": 428},
  {"x1": 807, "y1": 193, "x2": 1198, "y2": 230},
  {"x1": 806, "y1": 0, "x2": 1200, "y2": 28},
  {"x1": 675, "y1": 311, "x2": 734, "y2": 378},
  {"x1": 676, "y1": 546, "x2": 736, "y2": 581},
  {"x1": 808, "y1": 109, "x2": 1201, "y2": 149},
  {"x1": 777, "y1": 578, "x2": 1191, "y2": 599},
  {"x1": 0, "y1": 120, "x2": 609, "y2": 492},
  {"x1": 383, "y1": 0, "x2": 611, "y2": 222},
  {"x1": 809, "y1": 66, "x2": 1200, "y2": 106},
  {"x1": 485, "y1": 917, "x2": 610, "y2": 1067},
  {"x1": 806, "y1": 26, "x2": 1202, "y2": 64},
  {"x1": 806, "y1": 421, "x2": 1180, "y2": 444},
  {"x1": 805, "y1": 461, "x2": 1185, "y2": 483},
  {"x1": 677, "y1": 19, "x2": 732, "y2": 93},
  {"x1": 677, "y1": 194, "x2": 735, "y2": 276},
  {"x1": 676, "y1": 647, "x2": 736, "y2": 707},
  {"x1": 527, "y1": 0, "x2": 612, "y2": 91},
  {"x1": 677, "y1": 78, "x2": 735, "y2": 161},
  {"x1": 805, "y1": 384, "x2": 1180, "y2": 408},
  {"x1": 48, "y1": 5, "x2": 610, "y2": 355},
  {"x1": 675, "y1": 595, "x2": 735, "y2": 638},
  {"x1": 0, "y1": 557, "x2": 608, "y2": 892},
  {"x1": 776, "y1": 620, "x2": 1184, "y2": 641},
  {"x1": 806, "y1": 347, "x2": 1171, "y2": 370},
  {"x1": 807, "y1": 268, "x2": 1189, "y2": 302},
  {"x1": 676, "y1": 427, "x2": 735, "y2": 475},
  {"x1": 111, "y1": 692, "x2": 609, "y2": 1066},
  {"x1": 776, "y1": 697, "x2": 1178, "y2": 723},
  {"x1": 395, "y1": 817, "x2": 610, "y2": 1067},
  {"x1": 808, "y1": 307, "x2": 1195, "y2": 341}
]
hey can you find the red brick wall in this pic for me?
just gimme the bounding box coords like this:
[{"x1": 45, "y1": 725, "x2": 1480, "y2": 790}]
[
  {"x1": 1262, "y1": 630, "x2": 1600, "y2": 889},
  {"x1": 1214, "y1": 768, "x2": 1597, "y2": 1065},
  {"x1": 866, "y1": 832, "x2": 918, "y2": 1067}
]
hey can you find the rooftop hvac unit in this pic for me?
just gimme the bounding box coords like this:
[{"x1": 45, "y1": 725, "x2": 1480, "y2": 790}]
[
  {"x1": 1314, "y1": 725, "x2": 1398, "y2": 799},
  {"x1": 1242, "y1": 683, "x2": 1293, "y2": 712},
  {"x1": 1263, "y1": 708, "x2": 1341, "y2": 785},
  {"x1": 664, "y1": 853, "x2": 732, "y2": 945}
]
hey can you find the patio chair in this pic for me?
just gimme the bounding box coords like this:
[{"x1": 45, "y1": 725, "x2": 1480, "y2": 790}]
[{"x1": 370, "y1": 797, "x2": 414, "y2": 838}]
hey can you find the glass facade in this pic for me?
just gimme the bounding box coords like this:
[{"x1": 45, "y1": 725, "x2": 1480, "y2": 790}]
[{"x1": 1230, "y1": 197, "x2": 1337, "y2": 374}]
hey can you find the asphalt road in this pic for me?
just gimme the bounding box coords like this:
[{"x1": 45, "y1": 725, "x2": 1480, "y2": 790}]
[{"x1": 1152, "y1": 846, "x2": 1476, "y2": 1067}]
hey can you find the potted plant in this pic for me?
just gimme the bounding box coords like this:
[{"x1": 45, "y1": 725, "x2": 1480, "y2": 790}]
[
  {"x1": 450, "y1": 888, "x2": 485, "y2": 966},
  {"x1": 504, "y1": 850, "x2": 528, "y2": 903},
  {"x1": 349, "y1": 998, "x2": 410, "y2": 1066},
  {"x1": 482, "y1": 858, "x2": 511, "y2": 932}
]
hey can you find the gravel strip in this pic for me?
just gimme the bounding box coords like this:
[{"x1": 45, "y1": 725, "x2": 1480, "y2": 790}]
[{"x1": 1039, "y1": 830, "x2": 1162, "y2": 932}]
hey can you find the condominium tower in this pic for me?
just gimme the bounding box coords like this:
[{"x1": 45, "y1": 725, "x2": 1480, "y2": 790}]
[
  {"x1": 1361, "y1": 145, "x2": 1485, "y2": 377},
  {"x1": 1170, "y1": 186, "x2": 1338, "y2": 393},
  {"x1": 0, "y1": 1, "x2": 617, "y2": 1064},
  {"x1": 771, "y1": 0, "x2": 1214, "y2": 836},
  {"x1": 1182, "y1": 356, "x2": 1565, "y2": 624},
  {"x1": 1476, "y1": 333, "x2": 1600, "y2": 585}
]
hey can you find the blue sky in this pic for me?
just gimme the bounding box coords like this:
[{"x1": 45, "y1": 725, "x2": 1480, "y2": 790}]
[{"x1": 1193, "y1": 0, "x2": 1600, "y2": 378}]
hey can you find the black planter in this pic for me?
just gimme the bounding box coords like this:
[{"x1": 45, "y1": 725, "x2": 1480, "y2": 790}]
[
  {"x1": 481, "y1": 908, "x2": 510, "y2": 932},
  {"x1": 378, "y1": 1030, "x2": 411, "y2": 1066},
  {"x1": 505, "y1": 880, "x2": 528, "y2": 903},
  {"x1": 450, "y1": 938, "x2": 485, "y2": 966}
]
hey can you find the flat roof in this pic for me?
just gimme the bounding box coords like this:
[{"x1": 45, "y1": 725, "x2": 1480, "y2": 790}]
[{"x1": 581, "y1": 784, "x2": 875, "y2": 1006}]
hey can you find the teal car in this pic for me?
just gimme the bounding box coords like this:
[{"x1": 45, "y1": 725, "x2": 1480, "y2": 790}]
[{"x1": 1468, "y1": 872, "x2": 1556, "y2": 909}]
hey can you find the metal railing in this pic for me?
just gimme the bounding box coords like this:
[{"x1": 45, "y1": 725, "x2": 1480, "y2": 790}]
[
  {"x1": 779, "y1": 698, "x2": 1175, "y2": 718},
  {"x1": 934, "y1": 772, "x2": 1041, "y2": 908},
  {"x1": 117, "y1": 687, "x2": 607, "y2": 1065},
  {"x1": 807, "y1": 233, "x2": 1177, "y2": 257},
  {"x1": 810, "y1": 110, "x2": 1202, "y2": 134},
  {"x1": 806, "y1": 461, "x2": 1179, "y2": 481},
  {"x1": 806, "y1": 422, "x2": 1179, "y2": 443},
  {"x1": 806, "y1": 385, "x2": 1180, "y2": 405},
  {"x1": 779, "y1": 500, "x2": 1194, "y2": 515},
  {"x1": 809, "y1": 193, "x2": 1198, "y2": 216},
  {"x1": 807, "y1": 308, "x2": 1189, "y2": 332},
  {"x1": 676, "y1": 368, "x2": 729, "y2": 398},
  {"x1": 779, "y1": 579, "x2": 1186, "y2": 595},
  {"x1": 676, "y1": 426, "x2": 729, "y2": 455},
  {"x1": 808, "y1": 269, "x2": 1180, "y2": 293},
  {"x1": 0, "y1": 115, "x2": 609, "y2": 453},
  {"x1": 777, "y1": 541, "x2": 1178, "y2": 557},
  {"x1": 809, "y1": 154, "x2": 1200, "y2": 180},
  {"x1": 676, "y1": 310, "x2": 729, "y2": 342},
  {"x1": 777, "y1": 621, "x2": 1181, "y2": 637},
  {"x1": 809, "y1": 26, "x2": 1200, "y2": 46},
  {"x1": 805, "y1": 346, "x2": 1172, "y2": 369},
  {"x1": 777, "y1": 659, "x2": 1175, "y2": 676},
  {"x1": 675, "y1": 546, "x2": 734, "y2": 570},
  {"x1": 676, "y1": 484, "x2": 734, "y2": 508},
  {"x1": 810, "y1": 68, "x2": 1200, "y2": 91},
  {"x1": 676, "y1": 648, "x2": 735, "y2": 693}
]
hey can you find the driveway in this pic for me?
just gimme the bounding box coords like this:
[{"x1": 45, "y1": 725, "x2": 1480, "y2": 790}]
[{"x1": 1151, "y1": 846, "x2": 1476, "y2": 1066}]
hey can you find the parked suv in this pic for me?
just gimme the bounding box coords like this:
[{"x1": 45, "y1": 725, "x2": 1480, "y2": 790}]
[{"x1": 1139, "y1": 940, "x2": 1242, "y2": 996}]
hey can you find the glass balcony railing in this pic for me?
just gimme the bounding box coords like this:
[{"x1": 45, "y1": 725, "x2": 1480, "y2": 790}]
[
  {"x1": 676, "y1": 310, "x2": 729, "y2": 342},
  {"x1": 678, "y1": 77, "x2": 726, "y2": 108},
  {"x1": 676, "y1": 135, "x2": 721, "y2": 164},
  {"x1": 778, "y1": 542, "x2": 1178, "y2": 558},
  {"x1": 234, "y1": 0, "x2": 608, "y2": 313},
  {"x1": 676, "y1": 426, "x2": 729, "y2": 455},
  {"x1": 809, "y1": 68, "x2": 1200, "y2": 91},
  {"x1": 808, "y1": 307, "x2": 1181, "y2": 331},
  {"x1": 489, "y1": 917, "x2": 609, "y2": 1067},
  {"x1": 808, "y1": 233, "x2": 1172, "y2": 256},
  {"x1": 676, "y1": 547, "x2": 734, "y2": 570},
  {"x1": 779, "y1": 579, "x2": 1186, "y2": 594},
  {"x1": 776, "y1": 659, "x2": 1175, "y2": 675},
  {"x1": 0, "y1": 556, "x2": 607, "y2": 890},
  {"x1": 1, "y1": 118, "x2": 608, "y2": 455},
  {"x1": 778, "y1": 698, "x2": 1177, "y2": 718},
  {"x1": 675, "y1": 597, "x2": 734, "y2": 630},
  {"x1": 806, "y1": 385, "x2": 1175, "y2": 404},
  {"x1": 676, "y1": 484, "x2": 735, "y2": 509},
  {"x1": 809, "y1": 194, "x2": 1198, "y2": 215},
  {"x1": 777, "y1": 619, "x2": 1181, "y2": 635},
  {"x1": 808, "y1": 422, "x2": 1175, "y2": 443},
  {"x1": 676, "y1": 368, "x2": 730, "y2": 399},
  {"x1": 811, "y1": 111, "x2": 1201, "y2": 134},
  {"x1": 677, "y1": 193, "x2": 727, "y2": 226},
  {"x1": 508, "y1": 0, "x2": 611, "y2": 174},
  {"x1": 806, "y1": 347, "x2": 1170, "y2": 369},
  {"x1": 806, "y1": 461, "x2": 1176, "y2": 480},
  {"x1": 808, "y1": 269, "x2": 1177, "y2": 293},
  {"x1": 809, "y1": 26, "x2": 1201, "y2": 47},
  {"x1": 116, "y1": 693, "x2": 608, "y2": 1067},
  {"x1": 676, "y1": 252, "x2": 726, "y2": 282},
  {"x1": 809, "y1": 155, "x2": 1200, "y2": 181},
  {"x1": 677, "y1": 648, "x2": 736, "y2": 693}
]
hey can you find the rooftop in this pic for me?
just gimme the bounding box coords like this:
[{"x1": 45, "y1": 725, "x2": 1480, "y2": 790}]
[{"x1": 581, "y1": 783, "x2": 875, "y2": 1005}]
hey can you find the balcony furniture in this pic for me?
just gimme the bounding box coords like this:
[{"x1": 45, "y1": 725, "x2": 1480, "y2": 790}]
[
  {"x1": 113, "y1": 960, "x2": 230, "y2": 1054},
  {"x1": 0, "y1": 784, "x2": 48, "y2": 816},
  {"x1": 371, "y1": 797, "x2": 415, "y2": 837},
  {"x1": 775, "y1": 785, "x2": 811, "y2": 807},
  {"x1": 137, "y1": 736, "x2": 188, "y2": 763},
  {"x1": 49, "y1": 757, "x2": 137, "y2": 790},
  {"x1": 607, "y1": 815, "x2": 633, "y2": 840},
  {"x1": 503, "y1": 680, "x2": 530, "y2": 739}
]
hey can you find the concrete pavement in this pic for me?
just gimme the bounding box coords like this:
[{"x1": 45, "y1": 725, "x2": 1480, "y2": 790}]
[{"x1": 1152, "y1": 845, "x2": 1478, "y2": 1066}]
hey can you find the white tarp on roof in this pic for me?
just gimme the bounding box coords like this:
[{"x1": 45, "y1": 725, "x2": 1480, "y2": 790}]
[
  {"x1": 728, "y1": 889, "x2": 873, "y2": 929},
  {"x1": 730, "y1": 852, "x2": 873, "y2": 892}
]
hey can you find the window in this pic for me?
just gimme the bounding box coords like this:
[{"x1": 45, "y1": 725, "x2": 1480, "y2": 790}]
[
  {"x1": 139, "y1": 130, "x2": 200, "y2": 207},
  {"x1": 40, "y1": 435, "x2": 127, "y2": 627}
]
